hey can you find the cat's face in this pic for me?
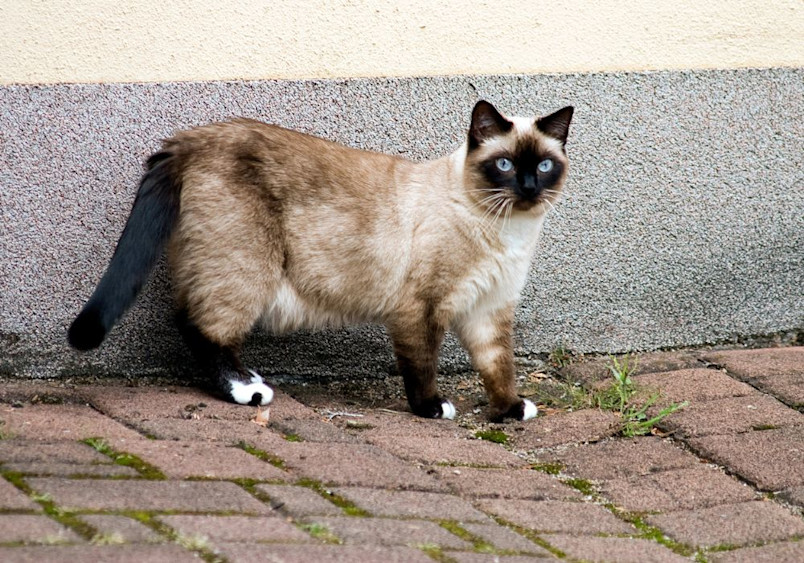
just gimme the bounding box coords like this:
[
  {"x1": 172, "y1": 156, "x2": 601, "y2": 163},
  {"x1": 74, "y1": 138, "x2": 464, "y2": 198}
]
[{"x1": 463, "y1": 101, "x2": 573, "y2": 215}]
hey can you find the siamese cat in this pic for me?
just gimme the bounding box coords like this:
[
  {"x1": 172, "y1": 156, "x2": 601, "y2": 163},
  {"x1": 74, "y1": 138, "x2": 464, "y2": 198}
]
[{"x1": 68, "y1": 100, "x2": 573, "y2": 421}]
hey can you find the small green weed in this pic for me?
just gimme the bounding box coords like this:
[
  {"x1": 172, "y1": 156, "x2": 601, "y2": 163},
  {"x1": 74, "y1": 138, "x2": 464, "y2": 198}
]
[
  {"x1": 530, "y1": 462, "x2": 564, "y2": 475},
  {"x1": 548, "y1": 346, "x2": 573, "y2": 368},
  {"x1": 300, "y1": 522, "x2": 340, "y2": 543},
  {"x1": 597, "y1": 355, "x2": 687, "y2": 436},
  {"x1": 474, "y1": 429, "x2": 509, "y2": 445}
]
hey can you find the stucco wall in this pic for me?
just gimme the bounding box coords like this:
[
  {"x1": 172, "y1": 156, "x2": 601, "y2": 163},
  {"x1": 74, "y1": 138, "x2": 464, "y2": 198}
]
[
  {"x1": 2, "y1": 0, "x2": 803, "y2": 84},
  {"x1": 1, "y1": 3, "x2": 802, "y2": 380}
]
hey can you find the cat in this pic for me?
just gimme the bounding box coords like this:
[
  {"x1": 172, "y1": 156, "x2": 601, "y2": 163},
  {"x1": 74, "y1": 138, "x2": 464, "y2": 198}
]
[{"x1": 68, "y1": 100, "x2": 573, "y2": 421}]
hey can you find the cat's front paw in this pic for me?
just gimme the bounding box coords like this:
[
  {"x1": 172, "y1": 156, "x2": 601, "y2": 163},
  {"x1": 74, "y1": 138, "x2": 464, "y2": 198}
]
[
  {"x1": 228, "y1": 370, "x2": 274, "y2": 406},
  {"x1": 490, "y1": 399, "x2": 538, "y2": 422},
  {"x1": 412, "y1": 398, "x2": 456, "y2": 420}
]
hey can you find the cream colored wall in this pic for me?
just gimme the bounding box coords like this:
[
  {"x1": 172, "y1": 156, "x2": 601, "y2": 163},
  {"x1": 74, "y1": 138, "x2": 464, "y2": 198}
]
[{"x1": 2, "y1": 0, "x2": 802, "y2": 84}]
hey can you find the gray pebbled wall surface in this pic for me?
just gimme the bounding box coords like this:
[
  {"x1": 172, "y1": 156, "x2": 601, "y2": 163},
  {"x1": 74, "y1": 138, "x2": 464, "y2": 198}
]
[{"x1": 1, "y1": 68, "x2": 802, "y2": 380}]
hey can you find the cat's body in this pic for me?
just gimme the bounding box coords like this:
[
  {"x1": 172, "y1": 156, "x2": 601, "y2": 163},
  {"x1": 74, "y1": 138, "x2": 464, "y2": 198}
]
[{"x1": 68, "y1": 101, "x2": 573, "y2": 421}]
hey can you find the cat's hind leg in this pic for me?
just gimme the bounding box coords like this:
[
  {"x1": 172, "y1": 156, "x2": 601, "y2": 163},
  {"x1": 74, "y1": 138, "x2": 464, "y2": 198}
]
[
  {"x1": 454, "y1": 305, "x2": 537, "y2": 422},
  {"x1": 176, "y1": 309, "x2": 273, "y2": 406}
]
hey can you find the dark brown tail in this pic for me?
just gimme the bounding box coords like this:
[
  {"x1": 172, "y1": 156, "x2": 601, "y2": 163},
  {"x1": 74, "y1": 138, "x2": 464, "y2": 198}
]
[{"x1": 68, "y1": 152, "x2": 180, "y2": 350}]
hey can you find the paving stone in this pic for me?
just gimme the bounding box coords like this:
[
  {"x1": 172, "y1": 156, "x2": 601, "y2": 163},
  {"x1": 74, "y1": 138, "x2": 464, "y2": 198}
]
[
  {"x1": 307, "y1": 516, "x2": 472, "y2": 549},
  {"x1": 688, "y1": 427, "x2": 804, "y2": 490},
  {"x1": 159, "y1": 514, "x2": 310, "y2": 543},
  {"x1": 460, "y1": 521, "x2": 549, "y2": 553},
  {"x1": 508, "y1": 409, "x2": 621, "y2": 450},
  {"x1": 778, "y1": 486, "x2": 804, "y2": 507},
  {"x1": 254, "y1": 484, "x2": 344, "y2": 517},
  {"x1": 703, "y1": 347, "x2": 804, "y2": 407},
  {"x1": 600, "y1": 467, "x2": 757, "y2": 512},
  {"x1": 0, "y1": 476, "x2": 42, "y2": 511},
  {"x1": 366, "y1": 433, "x2": 526, "y2": 467},
  {"x1": 108, "y1": 439, "x2": 289, "y2": 480},
  {"x1": 217, "y1": 543, "x2": 435, "y2": 563},
  {"x1": 708, "y1": 540, "x2": 804, "y2": 563},
  {"x1": 433, "y1": 466, "x2": 583, "y2": 500},
  {"x1": 3, "y1": 462, "x2": 139, "y2": 478},
  {"x1": 136, "y1": 417, "x2": 291, "y2": 444},
  {"x1": 634, "y1": 368, "x2": 757, "y2": 407},
  {"x1": 448, "y1": 554, "x2": 552, "y2": 562},
  {"x1": 477, "y1": 499, "x2": 634, "y2": 535},
  {"x1": 544, "y1": 534, "x2": 688, "y2": 562},
  {"x1": 270, "y1": 418, "x2": 363, "y2": 443},
  {"x1": 544, "y1": 437, "x2": 700, "y2": 480},
  {"x1": 0, "y1": 440, "x2": 112, "y2": 465},
  {"x1": 0, "y1": 404, "x2": 144, "y2": 441},
  {"x1": 0, "y1": 544, "x2": 201, "y2": 563},
  {"x1": 25, "y1": 478, "x2": 273, "y2": 514},
  {"x1": 646, "y1": 501, "x2": 804, "y2": 548},
  {"x1": 254, "y1": 441, "x2": 446, "y2": 491},
  {"x1": 657, "y1": 395, "x2": 804, "y2": 437},
  {"x1": 333, "y1": 486, "x2": 489, "y2": 521},
  {"x1": 336, "y1": 410, "x2": 473, "y2": 439},
  {"x1": 80, "y1": 515, "x2": 162, "y2": 543},
  {"x1": 0, "y1": 514, "x2": 82, "y2": 544},
  {"x1": 84, "y1": 385, "x2": 317, "y2": 424}
]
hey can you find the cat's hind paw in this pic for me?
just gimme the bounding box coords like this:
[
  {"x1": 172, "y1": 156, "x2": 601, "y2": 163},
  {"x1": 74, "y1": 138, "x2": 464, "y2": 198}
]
[
  {"x1": 490, "y1": 398, "x2": 538, "y2": 422},
  {"x1": 521, "y1": 399, "x2": 538, "y2": 420},
  {"x1": 439, "y1": 400, "x2": 456, "y2": 420},
  {"x1": 228, "y1": 370, "x2": 274, "y2": 406}
]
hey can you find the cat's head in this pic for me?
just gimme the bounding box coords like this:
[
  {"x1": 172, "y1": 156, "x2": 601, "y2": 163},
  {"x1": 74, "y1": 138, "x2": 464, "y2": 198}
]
[{"x1": 463, "y1": 100, "x2": 573, "y2": 214}]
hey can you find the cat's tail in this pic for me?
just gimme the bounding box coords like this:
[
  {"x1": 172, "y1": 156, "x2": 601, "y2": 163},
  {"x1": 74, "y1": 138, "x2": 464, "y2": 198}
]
[{"x1": 68, "y1": 151, "x2": 181, "y2": 351}]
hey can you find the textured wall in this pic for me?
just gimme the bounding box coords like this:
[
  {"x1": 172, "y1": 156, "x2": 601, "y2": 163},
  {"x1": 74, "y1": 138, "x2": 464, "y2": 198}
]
[
  {"x1": 1, "y1": 69, "x2": 802, "y2": 380},
  {"x1": 2, "y1": 1, "x2": 803, "y2": 84}
]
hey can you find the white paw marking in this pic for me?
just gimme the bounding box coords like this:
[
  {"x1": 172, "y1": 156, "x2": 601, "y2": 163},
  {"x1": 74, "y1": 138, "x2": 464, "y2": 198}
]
[
  {"x1": 440, "y1": 401, "x2": 456, "y2": 420},
  {"x1": 229, "y1": 370, "x2": 274, "y2": 405},
  {"x1": 521, "y1": 399, "x2": 538, "y2": 421}
]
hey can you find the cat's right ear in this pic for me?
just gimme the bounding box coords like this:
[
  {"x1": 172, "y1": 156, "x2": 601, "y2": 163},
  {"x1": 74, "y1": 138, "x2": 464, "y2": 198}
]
[{"x1": 469, "y1": 100, "x2": 513, "y2": 149}]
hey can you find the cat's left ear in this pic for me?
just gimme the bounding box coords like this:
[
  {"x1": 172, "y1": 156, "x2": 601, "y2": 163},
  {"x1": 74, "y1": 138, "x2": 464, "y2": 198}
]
[{"x1": 536, "y1": 106, "x2": 574, "y2": 145}]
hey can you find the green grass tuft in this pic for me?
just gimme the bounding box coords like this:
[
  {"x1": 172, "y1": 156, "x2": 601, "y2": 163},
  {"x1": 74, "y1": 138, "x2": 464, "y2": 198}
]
[{"x1": 81, "y1": 437, "x2": 166, "y2": 479}]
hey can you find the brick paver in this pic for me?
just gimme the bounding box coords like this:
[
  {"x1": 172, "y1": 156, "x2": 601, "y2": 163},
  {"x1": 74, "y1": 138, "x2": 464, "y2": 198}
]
[
  {"x1": 0, "y1": 477, "x2": 42, "y2": 511},
  {"x1": 0, "y1": 404, "x2": 144, "y2": 441},
  {"x1": 600, "y1": 467, "x2": 756, "y2": 512},
  {"x1": 305, "y1": 516, "x2": 472, "y2": 548},
  {"x1": 79, "y1": 514, "x2": 162, "y2": 543},
  {"x1": 434, "y1": 466, "x2": 583, "y2": 500},
  {"x1": 332, "y1": 486, "x2": 489, "y2": 521},
  {"x1": 108, "y1": 438, "x2": 290, "y2": 480},
  {"x1": 543, "y1": 534, "x2": 688, "y2": 562},
  {"x1": 688, "y1": 426, "x2": 804, "y2": 490},
  {"x1": 703, "y1": 347, "x2": 804, "y2": 407},
  {"x1": 708, "y1": 541, "x2": 804, "y2": 562},
  {"x1": 477, "y1": 499, "x2": 635, "y2": 535},
  {"x1": 25, "y1": 478, "x2": 274, "y2": 514},
  {"x1": 254, "y1": 483, "x2": 345, "y2": 517},
  {"x1": 0, "y1": 346, "x2": 802, "y2": 561},
  {"x1": 159, "y1": 514, "x2": 311, "y2": 543},
  {"x1": 0, "y1": 545, "x2": 202, "y2": 563},
  {"x1": 646, "y1": 501, "x2": 804, "y2": 548},
  {"x1": 0, "y1": 514, "x2": 82, "y2": 544}
]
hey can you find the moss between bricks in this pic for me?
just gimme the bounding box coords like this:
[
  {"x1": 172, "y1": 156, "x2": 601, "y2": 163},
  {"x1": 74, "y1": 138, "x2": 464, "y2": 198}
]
[
  {"x1": 1, "y1": 470, "x2": 98, "y2": 541},
  {"x1": 236, "y1": 441, "x2": 286, "y2": 470},
  {"x1": 295, "y1": 477, "x2": 370, "y2": 517},
  {"x1": 474, "y1": 429, "x2": 509, "y2": 445},
  {"x1": 81, "y1": 437, "x2": 166, "y2": 480}
]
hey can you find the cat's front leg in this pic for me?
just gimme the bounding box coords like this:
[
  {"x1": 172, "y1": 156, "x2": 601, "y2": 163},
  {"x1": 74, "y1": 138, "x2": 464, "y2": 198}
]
[
  {"x1": 388, "y1": 314, "x2": 455, "y2": 419},
  {"x1": 454, "y1": 305, "x2": 537, "y2": 422}
]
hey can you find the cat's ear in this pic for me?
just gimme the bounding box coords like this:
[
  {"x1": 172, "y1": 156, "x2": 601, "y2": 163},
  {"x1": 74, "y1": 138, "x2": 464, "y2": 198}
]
[
  {"x1": 469, "y1": 100, "x2": 513, "y2": 148},
  {"x1": 536, "y1": 106, "x2": 574, "y2": 145}
]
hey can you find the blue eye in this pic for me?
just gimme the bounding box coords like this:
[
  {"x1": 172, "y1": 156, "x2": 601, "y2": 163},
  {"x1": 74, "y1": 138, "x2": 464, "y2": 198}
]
[
  {"x1": 495, "y1": 157, "x2": 514, "y2": 172},
  {"x1": 538, "y1": 159, "x2": 554, "y2": 173}
]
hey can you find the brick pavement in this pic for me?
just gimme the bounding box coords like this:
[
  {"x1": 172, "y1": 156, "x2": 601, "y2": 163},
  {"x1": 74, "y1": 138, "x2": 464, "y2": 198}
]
[{"x1": 0, "y1": 346, "x2": 802, "y2": 562}]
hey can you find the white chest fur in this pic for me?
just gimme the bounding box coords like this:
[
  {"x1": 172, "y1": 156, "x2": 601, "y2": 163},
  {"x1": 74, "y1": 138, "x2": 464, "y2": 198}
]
[{"x1": 449, "y1": 213, "x2": 545, "y2": 320}]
